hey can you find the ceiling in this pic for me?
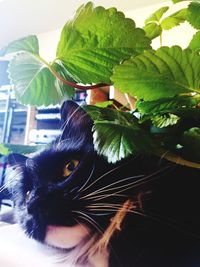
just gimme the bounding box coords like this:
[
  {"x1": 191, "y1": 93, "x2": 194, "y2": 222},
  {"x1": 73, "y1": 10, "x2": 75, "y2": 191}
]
[{"x1": 0, "y1": 0, "x2": 168, "y2": 48}]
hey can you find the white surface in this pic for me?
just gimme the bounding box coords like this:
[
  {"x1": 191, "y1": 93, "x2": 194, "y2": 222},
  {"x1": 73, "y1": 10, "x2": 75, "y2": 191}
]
[
  {"x1": 126, "y1": 1, "x2": 195, "y2": 49},
  {"x1": 0, "y1": 223, "x2": 109, "y2": 267},
  {"x1": 0, "y1": 224, "x2": 71, "y2": 267}
]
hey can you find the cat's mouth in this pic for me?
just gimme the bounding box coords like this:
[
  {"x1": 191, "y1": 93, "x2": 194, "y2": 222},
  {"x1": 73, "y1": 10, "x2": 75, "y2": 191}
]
[{"x1": 45, "y1": 224, "x2": 90, "y2": 249}]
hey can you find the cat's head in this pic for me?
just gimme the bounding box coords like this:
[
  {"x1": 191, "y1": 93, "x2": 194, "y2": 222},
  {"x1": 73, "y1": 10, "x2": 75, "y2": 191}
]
[{"x1": 8, "y1": 101, "x2": 121, "y2": 249}]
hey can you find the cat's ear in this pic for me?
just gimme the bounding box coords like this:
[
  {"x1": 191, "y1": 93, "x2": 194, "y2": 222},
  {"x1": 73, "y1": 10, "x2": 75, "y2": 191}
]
[
  {"x1": 7, "y1": 153, "x2": 28, "y2": 167},
  {"x1": 60, "y1": 101, "x2": 93, "y2": 141},
  {"x1": 61, "y1": 101, "x2": 92, "y2": 130}
]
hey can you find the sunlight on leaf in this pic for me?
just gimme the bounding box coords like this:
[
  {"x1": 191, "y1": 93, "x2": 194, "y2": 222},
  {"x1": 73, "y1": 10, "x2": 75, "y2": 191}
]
[
  {"x1": 145, "y1": 6, "x2": 169, "y2": 24},
  {"x1": 8, "y1": 52, "x2": 74, "y2": 106},
  {"x1": 151, "y1": 113, "x2": 180, "y2": 128},
  {"x1": 143, "y1": 6, "x2": 169, "y2": 39},
  {"x1": 0, "y1": 35, "x2": 39, "y2": 57},
  {"x1": 95, "y1": 101, "x2": 113, "y2": 108},
  {"x1": 189, "y1": 31, "x2": 200, "y2": 51},
  {"x1": 137, "y1": 95, "x2": 200, "y2": 115},
  {"x1": 187, "y1": 2, "x2": 200, "y2": 29},
  {"x1": 172, "y1": 0, "x2": 188, "y2": 3},
  {"x1": 93, "y1": 121, "x2": 156, "y2": 163},
  {"x1": 56, "y1": 2, "x2": 151, "y2": 84},
  {"x1": 161, "y1": 9, "x2": 187, "y2": 30},
  {"x1": 112, "y1": 46, "x2": 200, "y2": 101},
  {"x1": 143, "y1": 23, "x2": 162, "y2": 39},
  {"x1": 84, "y1": 105, "x2": 158, "y2": 163}
]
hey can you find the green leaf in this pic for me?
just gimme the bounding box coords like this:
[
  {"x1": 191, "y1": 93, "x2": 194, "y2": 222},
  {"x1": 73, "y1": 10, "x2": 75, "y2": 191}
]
[
  {"x1": 143, "y1": 6, "x2": 169, "y2": 39},
  {"x1": 0, "y1": 144, "x2": 10, "y2": 155},
  {"x1": 112, "y1": 46, "x2": 200, "y2": 101},
  {"x1": 161, "y1": 9, "x2": 187, "y2": 30},
  {"x1": 52, "y1": 61, "x2": 75, "y2": 100},
  {"x1": 172, "y1": 0, "x2": 188, "y2": 3},
  {"x1": 8, "y1": 52, "x2": 74, "y2": 106},
  {"x1": 137, "y1": 95, "x2": 200, "y2": 115},
  {"x1": 143, "y1": 23, "x2": 162, "y2": 39},
  {"x1": 181, "y1": 127, "x2": 200, "y2": 162},
  {"x1": 84, "y1": 105, "x2": 137, "y2": 124},
  {"x1": 188, "y1": 2, "x2": 200, "y2": 29},
  {"x1": 56, "y1": 2, "x2": 151, "y2": 84},
  {"x1": 0, "y1": 143, "x2": 45, "y2": 155},
  {"x1": 93, "y1": 121, "x2": 157, "y2": 163},
  {"x1": 189, "y1": 31, "x2": 200, "y2": 51},
  {"x1": 95, "y1": 101, "x2": 113, "y2": 108},
  {"x1": 145, "y1": 6, "x2": 169, "y2": 24},
  {"x1": 84, "y1": 105, "x2": 158, "y2": 163},
  {"x1": 0, "y1": 35, "x2": 39, "y2": 57},
  {"x1": 151, "y1": 113, "x2": 180, "y2": 128}
]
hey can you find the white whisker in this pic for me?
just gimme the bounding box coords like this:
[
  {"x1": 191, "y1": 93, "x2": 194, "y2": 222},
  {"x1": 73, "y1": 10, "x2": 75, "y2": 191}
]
[
  {"x1": 72, "y1": 210, "x2": 103, "y2": 235},
  {"x1": 77, "y1": 161, "x2": 96, "y2": 194},
  {"x1": 80, "y1": 158, "x2": 138, "y2": 194},
  {"x1": 81, "y1": 166, "x2": 170, "y2": 201},
  {"x1": 80, "y1": 175, "x2": 144, "y2": 200}
]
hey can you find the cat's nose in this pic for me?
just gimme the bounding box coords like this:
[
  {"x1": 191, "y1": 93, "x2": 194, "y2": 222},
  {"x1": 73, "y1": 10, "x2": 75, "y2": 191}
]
[{"x1": 26, "y1": 188, "x2": 65, "y2": 216}]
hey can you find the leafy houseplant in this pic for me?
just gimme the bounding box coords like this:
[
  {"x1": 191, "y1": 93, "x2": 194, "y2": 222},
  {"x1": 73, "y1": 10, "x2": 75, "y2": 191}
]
[{"x1": 1, "y1": 0, "x2": 200, "y2": 167}]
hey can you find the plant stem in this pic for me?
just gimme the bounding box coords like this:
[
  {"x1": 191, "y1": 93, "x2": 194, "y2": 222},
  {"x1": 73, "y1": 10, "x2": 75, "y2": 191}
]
[
  {"x1": 155, "y1": 148, "x2": 200, "y2": 169},
  {"x1": 38, "y1": 55, "x2": 110, "y2": 91},
  {"x1": 124, "y1": 93, "x2": 135, "y2": 110},
  {"x1": 160, "y1": 33, "x2": 163, "y2": 46}
]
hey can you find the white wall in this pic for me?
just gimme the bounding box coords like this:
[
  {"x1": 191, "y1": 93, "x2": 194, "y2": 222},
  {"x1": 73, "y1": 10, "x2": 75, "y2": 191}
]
[
  {"x1": 37, "y1": 29, "x2": 61, "y2": 61},
  {"x1": 125, "y1": 1, "x2": 195, "y2": 49},
  {"x1": 37, "y1": 1, "x2": 196, "y2": 61}
]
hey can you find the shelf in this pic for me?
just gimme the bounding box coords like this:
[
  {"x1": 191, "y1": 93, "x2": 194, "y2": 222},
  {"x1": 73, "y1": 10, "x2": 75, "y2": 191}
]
[{"x1": 35, "y1": 113, "x2": 60, "y2": 121}]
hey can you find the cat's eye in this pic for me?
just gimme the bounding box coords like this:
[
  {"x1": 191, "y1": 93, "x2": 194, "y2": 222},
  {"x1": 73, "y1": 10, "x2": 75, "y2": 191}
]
[{"x1": 63, "y1": 160, "x2": 79, "y2": 177}]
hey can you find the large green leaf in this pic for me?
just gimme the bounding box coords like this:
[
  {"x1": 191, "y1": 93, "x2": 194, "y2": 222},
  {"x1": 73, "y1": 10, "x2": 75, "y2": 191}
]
[
  {"x1": 8, "y1": 52, "x2": 74, "y2": 106},
  {"x1": 112, "y1": 46, "x2": 200, "y2": 101},
  {"x1": 93, "y1": 121, "x2": 157, "y2": 163},
  {"x1": 84, "y1": 105, "x2": 157, "y2": 163},
  {"x1": 52, "y1": 61, "x2": 75, "y2": 100},
  {"x1": 189, "y1": 31, "x2": 200, "y2": 51},
  {"x1": 161, "y1": 9, "x2": 187, "y2": 30},
  {"x1": 137, "y1": 95, "x2": 200, "y2": 115},
  {"x1": 188, "y1": 2, "x2": 200, "y2": 29},
  {"x1": 84, "y1": 105, "x2": 137, "y2": 125},
  {"x1": 0, "y1": 35, "x2": 39, "y2": 56},
  {"x1": 56, "y1": 2, "x2": 151, "y2": 84}
]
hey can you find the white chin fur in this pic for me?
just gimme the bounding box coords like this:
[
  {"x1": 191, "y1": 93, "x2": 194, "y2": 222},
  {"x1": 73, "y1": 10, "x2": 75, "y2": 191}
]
[{"x1": 45, "y1": 224, "x2": 90, "y2": 249}]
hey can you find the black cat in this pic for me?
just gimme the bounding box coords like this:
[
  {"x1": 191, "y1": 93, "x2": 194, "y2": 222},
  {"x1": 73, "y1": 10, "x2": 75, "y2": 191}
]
[{"x1": 7, "y1": 101, "x2": 200, "y2": 267}]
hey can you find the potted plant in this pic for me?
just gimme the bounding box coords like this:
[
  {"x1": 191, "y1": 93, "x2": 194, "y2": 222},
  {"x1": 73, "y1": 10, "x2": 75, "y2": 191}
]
[{"x1": 0, "y1": 0, "x2": 200, "y2": 167}]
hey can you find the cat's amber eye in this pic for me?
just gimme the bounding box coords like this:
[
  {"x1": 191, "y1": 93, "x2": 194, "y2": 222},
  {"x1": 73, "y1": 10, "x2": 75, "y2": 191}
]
[{"x1": 63, "y1": 160, "x2": 79, "y2": 177}]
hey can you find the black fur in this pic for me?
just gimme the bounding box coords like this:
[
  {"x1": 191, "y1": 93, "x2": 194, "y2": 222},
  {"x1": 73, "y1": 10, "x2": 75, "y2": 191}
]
[{"x1": 8, "y1": 101, "x2": 200, "y2": 267}]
